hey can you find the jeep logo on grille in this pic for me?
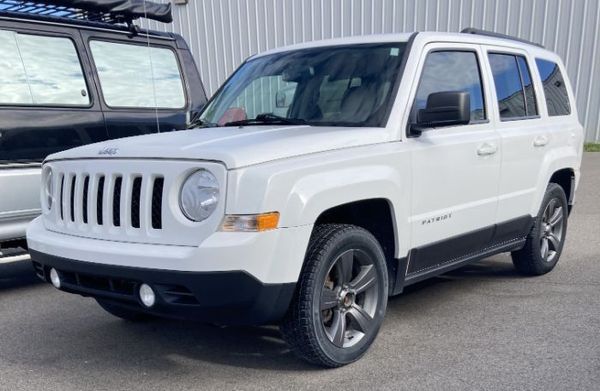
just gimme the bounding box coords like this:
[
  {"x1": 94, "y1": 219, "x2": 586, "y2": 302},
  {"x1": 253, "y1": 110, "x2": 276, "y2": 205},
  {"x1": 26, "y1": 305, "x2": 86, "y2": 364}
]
[{"x1": 98, "y1": 147, "x2": 118, "y2": 156}]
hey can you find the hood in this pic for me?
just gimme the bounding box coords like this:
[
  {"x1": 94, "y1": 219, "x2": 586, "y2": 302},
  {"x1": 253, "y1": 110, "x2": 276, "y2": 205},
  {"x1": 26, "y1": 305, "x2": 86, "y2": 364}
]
[{"x1": 46, "y1": 125, "x2": 391, "y2": 169}]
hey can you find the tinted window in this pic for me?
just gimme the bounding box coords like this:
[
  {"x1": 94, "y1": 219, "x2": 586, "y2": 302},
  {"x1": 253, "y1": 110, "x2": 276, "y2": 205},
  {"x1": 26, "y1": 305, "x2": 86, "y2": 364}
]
[
  {"x1": 517, "y1": 56, "x2": 538, "y2": 116},
  {"x1": 0, "y1": 31, "x2": 89, "y2": 106},
  {"x1": 535, "y1": 59, "x2": 571, "y2": 116},
  {"x1": 91, "y1": 41, "x2": 185, "y2": 109},
  {"x1": 488, "y1": 53, "x2": 527, "y2": 119},
  {"x1": 414, "y1": 51, "x2": 486, "y2": 122}
]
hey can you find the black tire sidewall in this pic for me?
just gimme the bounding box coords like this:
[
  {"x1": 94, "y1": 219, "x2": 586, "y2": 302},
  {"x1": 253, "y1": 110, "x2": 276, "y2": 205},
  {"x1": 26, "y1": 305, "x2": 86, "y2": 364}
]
[
  {"x1": 310, "y1": 229, "x2": 388, "y2": 365},
  {"x1": 530, "y1": 184, "x2": 569, "y2": 272}
]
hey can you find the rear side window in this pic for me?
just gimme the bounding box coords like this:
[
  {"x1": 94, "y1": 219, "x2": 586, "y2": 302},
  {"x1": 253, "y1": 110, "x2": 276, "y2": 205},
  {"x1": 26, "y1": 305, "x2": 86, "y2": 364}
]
[
  {"x1": 90, "y1": 41, "x2": 186, "y2": 109},
  {"x1": 488, "y1": 53, "x2": 537, "y2": 120},
  {"x1": 414, "y1": 51, "x2": 486, "y2": 122},
  {"x1": 535, "y1": 59, "x2": 571, "y2": 116},
  {"x1": 0, "y1": 30, "x2": 89, "y2": 106}
]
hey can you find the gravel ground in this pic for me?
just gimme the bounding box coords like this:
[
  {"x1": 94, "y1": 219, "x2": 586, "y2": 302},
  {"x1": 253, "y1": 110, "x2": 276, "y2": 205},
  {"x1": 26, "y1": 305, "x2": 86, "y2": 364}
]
[{"x1": 0, "y1": 153, "x2": 598, "y2": 391}]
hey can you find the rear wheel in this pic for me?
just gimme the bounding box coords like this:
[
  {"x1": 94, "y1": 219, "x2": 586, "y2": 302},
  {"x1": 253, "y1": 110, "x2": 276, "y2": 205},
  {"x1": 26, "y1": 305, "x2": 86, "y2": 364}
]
[
  {"x1": 280, "y1": 224, "x2": 388, "y2": 367},
  {"x1": 96, "y1": 299, "x2": 153, "y2": 322},
  {"x1": 512, "y1": 183, "x2": 568, "y2": 275}
]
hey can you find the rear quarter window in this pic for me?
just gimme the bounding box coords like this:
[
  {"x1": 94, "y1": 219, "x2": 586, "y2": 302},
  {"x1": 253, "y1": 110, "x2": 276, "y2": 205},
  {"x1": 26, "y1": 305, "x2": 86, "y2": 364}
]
[{"x1": 535, "y1": 59, "x2": 571, "y2": 116}]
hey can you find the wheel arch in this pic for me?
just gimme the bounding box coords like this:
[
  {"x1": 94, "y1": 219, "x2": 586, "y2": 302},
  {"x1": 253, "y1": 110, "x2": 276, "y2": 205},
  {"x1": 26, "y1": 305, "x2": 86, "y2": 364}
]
[
  {"x1": 313, "y1": 199, "x2": 403, "y2": 295},
  {"x1": 549, "y1": 168, "x2": 575, "y2": 213}
]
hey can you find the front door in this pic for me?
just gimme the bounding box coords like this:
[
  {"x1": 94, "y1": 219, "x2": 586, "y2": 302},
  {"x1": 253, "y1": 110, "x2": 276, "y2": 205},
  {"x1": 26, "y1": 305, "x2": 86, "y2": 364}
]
[{"x1": 406, "y1": 44, "x2": 501, "y2": 276}]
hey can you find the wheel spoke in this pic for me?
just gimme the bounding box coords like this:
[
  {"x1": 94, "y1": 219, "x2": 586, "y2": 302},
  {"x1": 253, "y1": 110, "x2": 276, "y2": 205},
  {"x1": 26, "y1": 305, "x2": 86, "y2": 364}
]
[
  {"x1": 541, "y1": 237, "x2": 549, "y2": 260},
  {"x1": 548, "y1": 232, "x2": 560, "y2": 250},
  {"x1": 337, "y1": 250, "x2": 354, "y2": 283},
  {"x1": 328, "y1": 310, "x2": 347, "y2": 347},
  {"x1": 348, "y1": 304, "x2": 373, "y2": 334},
  {"x1": 321, "y1": 288, "x2": 338, "y2": 310},
  {"x1": 548, "y1": 206, "x2": 563, "y2": 227},
  {"x1": 546, "y1": 199, "x2": 557, "y2": 221},
  {"x1": 348, "y1": 265, "x2": 376, "y2": 294}
]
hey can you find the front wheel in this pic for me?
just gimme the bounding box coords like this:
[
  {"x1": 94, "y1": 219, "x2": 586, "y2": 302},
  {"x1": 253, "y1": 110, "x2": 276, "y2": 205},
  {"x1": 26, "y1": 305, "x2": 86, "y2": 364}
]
[
  {"x1": 512, "y1": 183, "x2": 569, "y2": 275},
  {"x1": 280, "y1": 224, "x2": 388, "y2": 367}
]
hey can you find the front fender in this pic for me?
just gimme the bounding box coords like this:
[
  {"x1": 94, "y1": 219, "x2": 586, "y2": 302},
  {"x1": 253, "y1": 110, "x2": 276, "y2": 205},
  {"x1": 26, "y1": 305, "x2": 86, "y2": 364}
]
[{"x1": 225, "y1": 145, "x2": 411, "y2": 258}]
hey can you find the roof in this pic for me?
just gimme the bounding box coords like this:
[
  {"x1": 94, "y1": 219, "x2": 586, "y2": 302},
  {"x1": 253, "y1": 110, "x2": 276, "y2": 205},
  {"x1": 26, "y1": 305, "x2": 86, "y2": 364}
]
[{"x1": 253, "y1": 30, "x2": 558, "y2": 60}]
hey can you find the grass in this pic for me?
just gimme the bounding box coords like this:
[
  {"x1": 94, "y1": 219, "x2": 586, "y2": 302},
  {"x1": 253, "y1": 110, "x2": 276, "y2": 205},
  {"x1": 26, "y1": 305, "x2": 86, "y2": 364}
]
[{"x1": 584, "y1": 143, "x2": 600, "y2": 152}]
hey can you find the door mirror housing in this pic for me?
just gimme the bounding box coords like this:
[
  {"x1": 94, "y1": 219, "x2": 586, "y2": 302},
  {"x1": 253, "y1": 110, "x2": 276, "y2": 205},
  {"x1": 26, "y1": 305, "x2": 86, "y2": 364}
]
[{"x1": 409, "y1": 91, "x2": 471, "y2": 136}]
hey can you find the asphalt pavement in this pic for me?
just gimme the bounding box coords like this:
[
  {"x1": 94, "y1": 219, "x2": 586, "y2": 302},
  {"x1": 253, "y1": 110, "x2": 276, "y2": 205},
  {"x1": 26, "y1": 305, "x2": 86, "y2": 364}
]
[{"x1": 1, "y1": 154, "x2": 599, "y2": 390}]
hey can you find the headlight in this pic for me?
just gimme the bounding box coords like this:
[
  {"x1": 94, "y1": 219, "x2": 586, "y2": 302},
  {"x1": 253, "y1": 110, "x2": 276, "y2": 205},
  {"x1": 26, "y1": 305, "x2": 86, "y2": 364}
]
[
  {"x1": 43, "y1": 167, "x2": 54, "y2": 211},
  {"x1": 179, "y1": 169, "x2": 219, "y2": 222}
]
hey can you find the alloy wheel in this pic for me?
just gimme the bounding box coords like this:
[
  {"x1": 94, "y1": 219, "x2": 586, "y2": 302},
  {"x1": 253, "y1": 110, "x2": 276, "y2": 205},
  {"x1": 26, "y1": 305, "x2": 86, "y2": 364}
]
[
  {"x1": 320, "y1": 249, "x2": 379, "y2": 348},
  {"x1": 540, "y1": 198, "x2": 564, "y2": 263}
]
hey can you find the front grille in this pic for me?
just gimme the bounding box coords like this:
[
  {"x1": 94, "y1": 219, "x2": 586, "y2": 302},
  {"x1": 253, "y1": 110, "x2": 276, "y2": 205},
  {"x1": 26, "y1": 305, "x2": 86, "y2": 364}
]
[
  {"x1": 55, "y1": 171, "x2": 164, "y2": 231},
  {"x1": 112, "y1": 176, "x2": 122, "y2": 227},
  {"x1": 151, "y1": 177, "x2": 164, "y2": 229}
]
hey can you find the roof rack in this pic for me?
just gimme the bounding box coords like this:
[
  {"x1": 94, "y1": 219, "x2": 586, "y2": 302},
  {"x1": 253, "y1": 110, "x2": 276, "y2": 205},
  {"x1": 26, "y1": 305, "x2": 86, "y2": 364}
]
[
  {"x1": 461, "y1": 27, "x2": 544, "y2": 48},
  {"x1": 0, "y1": 0, "x2": 172, "y2": 27}
]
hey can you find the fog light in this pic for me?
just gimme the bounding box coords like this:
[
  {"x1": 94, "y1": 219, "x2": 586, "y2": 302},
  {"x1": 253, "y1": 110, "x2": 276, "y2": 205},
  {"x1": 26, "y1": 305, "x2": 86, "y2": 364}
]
[
  {"x1": 139, "y1": 284, "x2": 156, "y2": 308},
  {"x1": 49, "y1": 268, "x2": 61, "y2": 289}
]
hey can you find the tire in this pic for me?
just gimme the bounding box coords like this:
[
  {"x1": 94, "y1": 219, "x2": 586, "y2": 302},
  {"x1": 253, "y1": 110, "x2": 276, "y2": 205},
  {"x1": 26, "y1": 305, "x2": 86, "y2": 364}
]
[
  {"x1": 96, "y1": 299, "x2": 153, "y2": 322},
  {"x1": 512, "y1": 183, "x2": 569, "y2": 276},
  {"x1": 280, "y1": 224, "x2": 388, "y2": 367}
]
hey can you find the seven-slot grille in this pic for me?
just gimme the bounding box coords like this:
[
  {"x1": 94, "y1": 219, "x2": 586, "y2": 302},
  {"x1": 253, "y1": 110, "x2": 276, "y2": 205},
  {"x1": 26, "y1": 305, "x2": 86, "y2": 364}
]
[{"x1": 55, "y1": 172, "x2": 164, "y2": 230}]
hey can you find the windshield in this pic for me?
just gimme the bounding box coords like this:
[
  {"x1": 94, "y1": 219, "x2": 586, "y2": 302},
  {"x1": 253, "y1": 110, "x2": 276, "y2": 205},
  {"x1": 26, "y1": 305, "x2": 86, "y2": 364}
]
[{"x1": 200, "y1": 43, "x2": 407, "y2": 128}]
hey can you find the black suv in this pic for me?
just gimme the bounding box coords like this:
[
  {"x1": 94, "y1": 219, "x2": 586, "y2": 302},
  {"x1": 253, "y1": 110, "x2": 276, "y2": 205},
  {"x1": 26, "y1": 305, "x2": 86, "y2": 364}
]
[{"x1": 0, "y1": 0, "x2": 207, "y2": 255}]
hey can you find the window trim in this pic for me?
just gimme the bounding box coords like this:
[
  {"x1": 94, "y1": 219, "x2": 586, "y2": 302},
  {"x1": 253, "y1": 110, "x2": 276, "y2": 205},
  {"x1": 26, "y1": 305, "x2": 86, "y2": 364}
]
[
  {"x1": 534, "y1": 57, "x2": 572, "y2": 117},
  {"x1": 487, "y1": 50, "x2": 541, "y2": 122},
  {"x1": 87, "y1": 38, "x2": 188, "y2": 111},
  {"x1": 408, "y1": 47, "x2": 490, "y2": 133},
  {"x1": 0, "y1": 29, "x2": 93, "y2": 109}
]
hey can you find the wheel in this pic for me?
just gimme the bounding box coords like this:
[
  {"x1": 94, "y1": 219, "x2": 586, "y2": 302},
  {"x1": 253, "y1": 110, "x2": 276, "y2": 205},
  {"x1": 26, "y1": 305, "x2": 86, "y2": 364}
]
[
  {"x1": 96, "y1": 299, "x2": 153, "y2": 322},
  {"x1": 280, "y1": 224, "x2": 388, "y2": 367},
  {"x1": 512, "y1": 183, "x2": 568, "y2": 275}
]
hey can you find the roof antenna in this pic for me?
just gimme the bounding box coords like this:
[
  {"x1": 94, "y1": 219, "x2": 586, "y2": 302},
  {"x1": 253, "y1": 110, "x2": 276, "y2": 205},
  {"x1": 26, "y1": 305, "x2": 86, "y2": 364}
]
[{"x1": 142, "y1": 0, "x2": 161, "y2": 134}]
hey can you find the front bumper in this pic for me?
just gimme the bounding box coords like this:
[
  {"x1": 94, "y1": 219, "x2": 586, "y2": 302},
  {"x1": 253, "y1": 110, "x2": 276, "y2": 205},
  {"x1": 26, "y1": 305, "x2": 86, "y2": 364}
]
[{"x1": 31, "y1": 249, "x2": 295, "y2": 325}]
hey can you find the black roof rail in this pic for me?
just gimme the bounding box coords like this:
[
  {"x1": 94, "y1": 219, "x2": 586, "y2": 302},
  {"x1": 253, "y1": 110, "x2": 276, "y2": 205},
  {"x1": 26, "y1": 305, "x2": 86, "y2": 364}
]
[
  {"x1": 460, "y1": 27, "x2": 544, "y2": 48},
  {"x1": 0, "y1": 0, "x2": 172, "y2": 28}
]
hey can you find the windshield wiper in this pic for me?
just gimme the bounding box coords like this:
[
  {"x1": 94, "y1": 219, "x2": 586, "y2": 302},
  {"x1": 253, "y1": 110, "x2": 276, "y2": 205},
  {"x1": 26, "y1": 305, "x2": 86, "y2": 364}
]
[{"x1": 223, "y1": 113, "x2": 307, "y2": 127}]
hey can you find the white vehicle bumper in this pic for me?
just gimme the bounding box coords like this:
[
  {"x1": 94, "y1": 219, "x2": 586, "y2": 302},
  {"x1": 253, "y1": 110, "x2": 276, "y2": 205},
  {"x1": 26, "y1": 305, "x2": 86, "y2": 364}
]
[{"x1": 26, "y1": 217, "x2": 313, "y2": 324}]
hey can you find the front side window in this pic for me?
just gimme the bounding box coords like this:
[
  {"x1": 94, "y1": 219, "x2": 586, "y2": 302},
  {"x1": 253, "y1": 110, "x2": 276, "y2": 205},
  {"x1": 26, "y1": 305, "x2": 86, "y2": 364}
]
[
  {"x1": 0, "y1": 30, "x2": 89, "y2": 106},
  {"x1": 200, "y1": 43, "x2": 407, "y2": 127},
  {"x1": 489, "y1": 53, "x2": 538, "y2": 120},
  {"x1": 535, "y1": 58, "x2": 571, "y2": 116},
  {"x1": 91, "y1": 41, "x2": 186, "y2": 109},
  {"x1": 413, "y1": 51, "x2": 486, "y2": 122}
]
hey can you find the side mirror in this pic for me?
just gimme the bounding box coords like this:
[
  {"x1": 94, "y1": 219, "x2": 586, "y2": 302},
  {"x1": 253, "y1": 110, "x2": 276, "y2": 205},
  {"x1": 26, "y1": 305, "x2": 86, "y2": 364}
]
[{"x1": 409, "y1": 91, "x2": 470, "y2": 136}]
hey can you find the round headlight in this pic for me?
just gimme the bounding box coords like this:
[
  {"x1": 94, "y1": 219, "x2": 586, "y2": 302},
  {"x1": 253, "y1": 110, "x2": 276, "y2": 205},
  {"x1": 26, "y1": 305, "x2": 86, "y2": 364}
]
[
  {"x1": 179, "y1": 169, "x2": 219, "y2": 222},
  {"x1": 43, "y1": 168, "x2": 54, "y2": 211}
]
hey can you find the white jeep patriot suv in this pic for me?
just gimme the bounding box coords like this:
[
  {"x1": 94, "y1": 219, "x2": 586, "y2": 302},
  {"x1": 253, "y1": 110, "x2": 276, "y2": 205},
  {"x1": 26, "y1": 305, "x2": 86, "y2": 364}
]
[{"x1": 27, "y1": 29, "x2": 583, "y2": 367}]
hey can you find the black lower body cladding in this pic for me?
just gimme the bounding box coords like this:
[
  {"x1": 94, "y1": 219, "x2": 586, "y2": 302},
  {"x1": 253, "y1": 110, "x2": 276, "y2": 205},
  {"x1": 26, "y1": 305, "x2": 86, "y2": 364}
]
[{"x1": 29, "y1": 249, "x2": 295, "y2": 325}]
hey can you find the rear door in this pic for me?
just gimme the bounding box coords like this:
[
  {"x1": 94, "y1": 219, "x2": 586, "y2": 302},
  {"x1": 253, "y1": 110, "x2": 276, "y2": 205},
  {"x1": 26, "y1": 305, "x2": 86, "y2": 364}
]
[
  {"x1": 484, "y1": 47, "x2": 548, "y2": 225},
  {"x1": 406, "y1": 43, "x2": 501, "y2": 276},
  {"x1": 81, "y1": 30, "x2": 199, "y2": 138},
  {"x1": 0, "y1": 23, "x2": 106, "y2": 236}
]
